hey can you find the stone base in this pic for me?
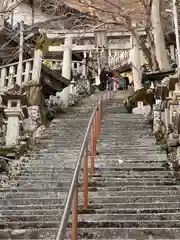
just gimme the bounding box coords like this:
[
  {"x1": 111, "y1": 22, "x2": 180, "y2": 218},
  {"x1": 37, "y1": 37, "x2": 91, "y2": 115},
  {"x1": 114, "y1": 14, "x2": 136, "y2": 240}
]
[
  {"x1": 57, "y1": 86, "x2": 70, "y2": 108},
  {"x1": 132, "y1": 105, "x2": 151, "y2": 117}
]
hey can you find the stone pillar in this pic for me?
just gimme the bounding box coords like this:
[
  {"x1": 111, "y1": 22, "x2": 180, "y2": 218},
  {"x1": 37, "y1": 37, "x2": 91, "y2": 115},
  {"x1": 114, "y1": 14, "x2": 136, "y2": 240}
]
[
  {"x1": 25, "y1": 49, "x2": 42, "y2": 106},
  {"x1": 130, "y1": 35, "x2": 142, "y2": 91},
  {"x1": 31, "y1": 49, "x2": 42, "y2": 82},
  {"x1": 82, "y1": 52, "x2": 87, "y2": 78},
  {"x1": 62, "y1": 37, "x2": 72, "y2": 79},
  {"x1": 169, "y1": 90, "x2": 174, "y2": 125},
  {"x1": 95, "y1": 53, "x2": 101, "y2": 86},
  {"x1": 153, "y1": 99, "x2": 162, "y2": 133},
  {"x1": 95, "y1": 30, "x2": 108, "y2": 68},
  {"x1": 61, "y1": 36, "x2": 72, "y2": 108},
  {"x1": 94, "y1": 30, "x2": 108, "y2": 85},
  {"x1": 69, "y1": 79, "x2": 77, "y2": 105},
  {"x1": 164, "y1": 107, "x2": 169, "y2": 128}
]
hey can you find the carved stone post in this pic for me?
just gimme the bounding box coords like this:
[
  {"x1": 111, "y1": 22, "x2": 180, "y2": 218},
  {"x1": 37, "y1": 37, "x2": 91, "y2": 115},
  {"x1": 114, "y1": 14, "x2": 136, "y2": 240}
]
[
  {"x1": 153, "y1": 86, "x2": 162, "y2": 134},
  {"x1": 162, "y1": 86, "x2": 169, "y2": 129},
  {"x1": 169, "y1": 75, "x2": 179, "y2": 126},
  {"x1": 170, "y1": 45, "x2": 175, "y2": 61},
  {"x1": 82, "y1": 52, "x2": 87, "y2": 78},
  {"x1": 2, "y1": 86, "x2": 28, "y2": 146}
]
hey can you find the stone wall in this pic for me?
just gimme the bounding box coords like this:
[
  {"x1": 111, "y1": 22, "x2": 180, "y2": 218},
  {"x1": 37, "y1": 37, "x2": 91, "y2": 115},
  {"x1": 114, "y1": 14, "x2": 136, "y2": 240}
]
[{"x1": 134, "y1": 70, "x2": 180, "y2": 176}]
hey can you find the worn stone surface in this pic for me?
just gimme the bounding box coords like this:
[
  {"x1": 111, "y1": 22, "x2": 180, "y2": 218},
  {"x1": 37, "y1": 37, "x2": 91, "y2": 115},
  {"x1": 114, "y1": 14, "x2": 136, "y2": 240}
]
[
  {"x1": 1, "y1": 90, "x2": 180, "y2": 239},
  {"x1": 132, "y1": 105, "x2": 151, "y2": 116}
]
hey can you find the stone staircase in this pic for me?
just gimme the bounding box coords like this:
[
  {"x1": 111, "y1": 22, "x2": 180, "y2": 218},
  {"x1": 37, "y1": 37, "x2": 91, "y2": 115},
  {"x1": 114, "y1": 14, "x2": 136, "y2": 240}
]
[
  {"x1": 0, "y1": 93, "x2": 99, "y2": 239},
  {"x1": 1, "y1": 91, "x2": 180, "y2": 239}
]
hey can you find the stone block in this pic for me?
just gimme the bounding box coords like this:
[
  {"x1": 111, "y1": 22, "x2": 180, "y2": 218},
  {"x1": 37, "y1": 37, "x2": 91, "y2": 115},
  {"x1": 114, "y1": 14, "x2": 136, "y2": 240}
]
[
  {"x1": 132, "y1": 105, "x2": 151, "y2": 117},
  {"x1": 22, "y1": 106, "x2": 40, "y2": 132}
]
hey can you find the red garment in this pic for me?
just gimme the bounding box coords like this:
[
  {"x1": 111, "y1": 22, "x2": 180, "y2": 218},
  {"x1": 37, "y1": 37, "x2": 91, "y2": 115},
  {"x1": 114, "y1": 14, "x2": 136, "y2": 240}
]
[{"x1": 112, "y1": 71, "x2": 118, "y2": 90}]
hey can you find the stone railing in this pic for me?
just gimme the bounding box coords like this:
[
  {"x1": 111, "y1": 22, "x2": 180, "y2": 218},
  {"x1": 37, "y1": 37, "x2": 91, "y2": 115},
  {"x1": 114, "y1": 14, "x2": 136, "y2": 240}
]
[
  {"x1": 0, "y1": 58, "x2": 34, "y2": 94},
  {"x1": 43, "y1": 59, "x2": 83, "y2": 74},
  {"x1": 108, "y1": 50, "x2": 130, "y2": 69}
]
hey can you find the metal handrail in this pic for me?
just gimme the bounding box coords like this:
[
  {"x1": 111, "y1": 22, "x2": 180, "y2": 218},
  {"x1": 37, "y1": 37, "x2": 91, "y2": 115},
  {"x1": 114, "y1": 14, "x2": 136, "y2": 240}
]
[{"x1": 56, "y1": 88, "x2": 113, "y2": 240}]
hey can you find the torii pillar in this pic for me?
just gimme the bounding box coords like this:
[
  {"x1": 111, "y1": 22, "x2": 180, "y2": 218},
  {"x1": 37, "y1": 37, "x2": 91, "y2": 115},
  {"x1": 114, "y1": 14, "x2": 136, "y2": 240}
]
[
  {"x1": 60, "y1": 36, "x2": 73, "y2": 108},
  {"x1": 130, "y1": 35, "x2": 143, "y2": 92},
  {"x1": 94, "y1": 30, "x2": 108, "y2": 85}
]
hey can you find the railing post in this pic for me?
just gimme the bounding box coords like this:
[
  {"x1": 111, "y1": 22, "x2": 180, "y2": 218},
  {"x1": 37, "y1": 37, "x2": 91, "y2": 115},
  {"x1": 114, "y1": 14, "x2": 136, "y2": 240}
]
[
  {"x1": 83, "y1": 142, "x2": 88, "y2": 209},
  {"x1": 91, "y1": 121, "x2": 95, "y2": 176},
  {"x1": 96, "y1": 108, "x2": 99, "y2": 138},
  {"x1": 100, "y1": 97, "x2": 103, "y2": 121},
  {"x1": 72, "y1": 185, "x2": 78, "y2": 240},
  {"x1": 93, "y1": 116, "x2": 97, "y2": 155}
]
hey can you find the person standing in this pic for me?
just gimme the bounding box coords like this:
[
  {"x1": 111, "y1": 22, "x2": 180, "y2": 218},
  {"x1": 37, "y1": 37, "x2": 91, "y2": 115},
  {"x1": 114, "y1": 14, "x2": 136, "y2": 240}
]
[{"x1": 98, "y1": 66, "x2": 113, "y2": 91}]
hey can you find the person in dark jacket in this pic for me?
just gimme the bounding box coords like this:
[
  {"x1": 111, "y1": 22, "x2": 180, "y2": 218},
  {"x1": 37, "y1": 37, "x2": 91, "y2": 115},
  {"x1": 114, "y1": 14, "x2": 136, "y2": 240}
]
[{"x1": 98, "y1": 67, "x2": 113, "y2": 91}]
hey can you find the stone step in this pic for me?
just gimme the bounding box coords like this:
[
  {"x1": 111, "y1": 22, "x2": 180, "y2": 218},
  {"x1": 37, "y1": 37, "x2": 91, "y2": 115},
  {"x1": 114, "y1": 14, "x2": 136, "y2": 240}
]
[
  {"x1": 3, "y1": 202, "x2": 180, "y2": 211},
  {"x1": 4, "y1": 189, "x2": 179, "y2": 199},
  {"x1": 13, "y1": 176, "x2": 175, "y2": 182},
  {"x1": 16, "y1": 171, "x2": 173, "y2": 180},
  {"x1": 91, "y1": 178, "x2": 175, "y2": 183},
  {"x1": 3, "y1": 219, "x2": 180, "y2": 229},
  {"x1": 97, "y1": 150, "x2": 160, "y2": 155},
  {"x1": 24, "y1": 166, "x2": 167, "y2": 172},
  {"x1": 64, "y1": 227, "x2": 180, "y2": 239},
  {"x1": 1, "y1": 185, "x2": 179, "y2": 193},
  {"x1": 3, "y1": 212, "x2": 180, "y2": 222},
  {"x1": 1, "y1": 238, "x2": 177, "y2": 240},
  {"x1": 3, "y1": 194, "x2": 180, "y2": 205},
  {"x1": 1, "y1": 227, "x2": 180, "y2": 239},
  {"x1": 22, "y1": 164, "x2": 164, "y2": 172},
  {"x1": 2, "y1": 199, "x2": 180, "y2": 212},
  {"x1": 29, "y1": 156, "x2": 166, "y2": 161},
  {"x1": 10, "y1": 179, "x2": 177, "y2": 187},
  {"x1": 93, "y1": 169, "x2": 173, "y2": 177},
  {"x1": 29, "y1": 155, "x2": 164, "y2": 162},
  {"x1": 93, "y1": 163, "x2": 165, "y2": 169},
  {"x1": 23, "y1": 162, "x2": 166, "y2": 168}
]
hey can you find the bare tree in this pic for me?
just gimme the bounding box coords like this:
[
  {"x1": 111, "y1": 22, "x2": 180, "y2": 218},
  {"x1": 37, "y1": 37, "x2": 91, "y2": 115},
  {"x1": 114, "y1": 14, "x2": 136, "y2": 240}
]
[
  {"x1": 62, "y1": 0, "x2": 171, "y2": 71},
  {"x1": 2, "y1": 0, "x2": 171, "y2": 72},
  {"x1": 0, "y1": 0, "x2": 25, "y2": 31}
]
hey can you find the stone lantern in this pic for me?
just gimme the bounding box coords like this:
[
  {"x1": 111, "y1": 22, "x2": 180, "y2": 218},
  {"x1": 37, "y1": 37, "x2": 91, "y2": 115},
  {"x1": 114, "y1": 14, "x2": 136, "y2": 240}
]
[{"x1": 1, "y1": 85, "x2": 28, "y2": 146}]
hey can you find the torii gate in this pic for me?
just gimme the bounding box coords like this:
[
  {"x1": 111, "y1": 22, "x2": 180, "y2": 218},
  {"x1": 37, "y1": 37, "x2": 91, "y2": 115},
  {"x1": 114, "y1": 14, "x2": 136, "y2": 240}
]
[{"x1": 40, "y1": 28, "x2": 146, "y2": 105}]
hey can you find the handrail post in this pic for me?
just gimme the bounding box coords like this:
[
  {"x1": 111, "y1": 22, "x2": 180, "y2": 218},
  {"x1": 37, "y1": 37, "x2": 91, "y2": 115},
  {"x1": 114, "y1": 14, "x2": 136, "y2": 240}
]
[
  {"x1": 83, "y1": 142, "x2": 88, "y2": 209},
  {"x1": 100, "y1": 97, "x2": 103, "y2": 121},
  {"x1": 93, "y1": 116, "x2": 97, "y2": 155},
  {"x1": 91, "y1": 120, "x2": 95, "y2": 176},
  {"x1": 72, "y1": 185, "x2": 78, "y2": 240},
  {"x1": 96, "y1": 107, "x2": 99, "y2": 138}
]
